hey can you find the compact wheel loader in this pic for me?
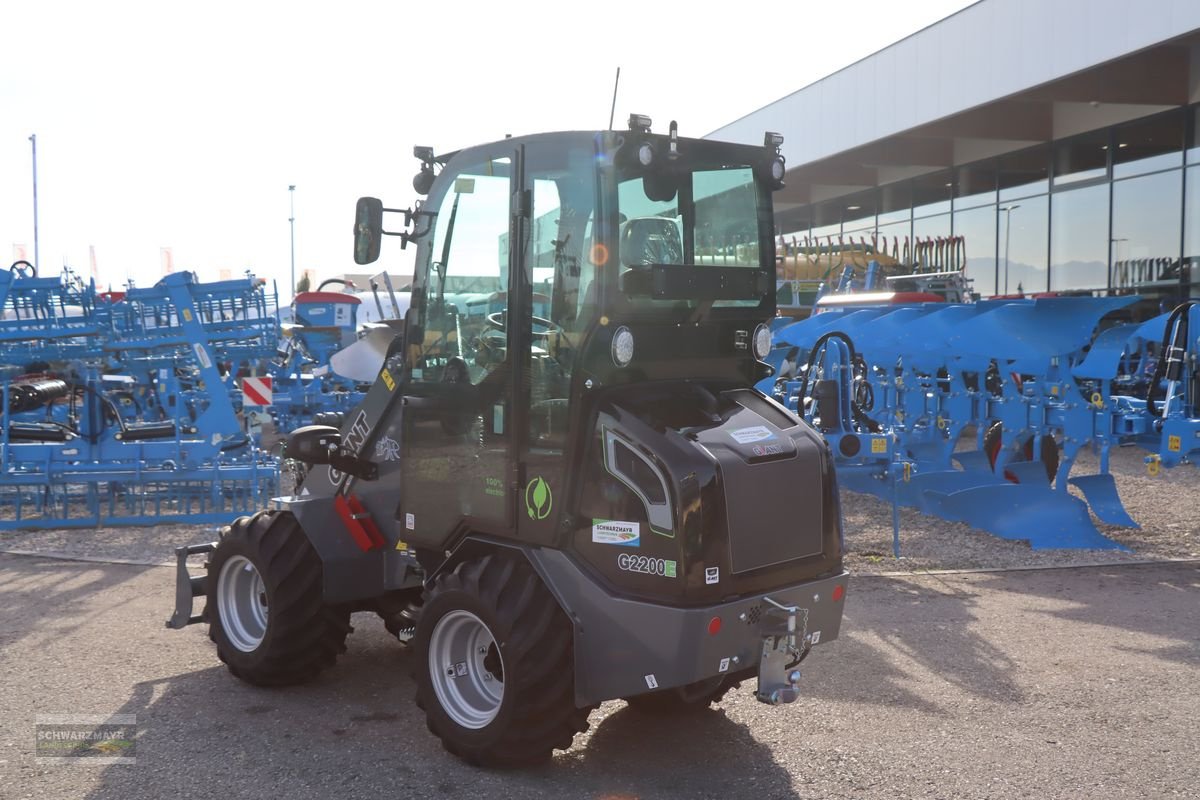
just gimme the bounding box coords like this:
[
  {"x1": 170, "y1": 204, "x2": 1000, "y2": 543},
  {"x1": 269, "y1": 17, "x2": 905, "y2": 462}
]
[{"x1": 169, "y1": 116, "x2": 848, "y2": 767}]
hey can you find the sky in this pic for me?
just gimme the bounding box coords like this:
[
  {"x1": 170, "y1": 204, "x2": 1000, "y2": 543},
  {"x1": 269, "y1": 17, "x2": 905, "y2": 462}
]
[{"x1": 1, "y1": 0, "x2": 976, "y2": 300}]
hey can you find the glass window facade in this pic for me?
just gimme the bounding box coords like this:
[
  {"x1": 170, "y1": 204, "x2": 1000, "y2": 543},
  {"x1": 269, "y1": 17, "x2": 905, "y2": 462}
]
[
  {"x1": 954, "y1": 204, "x2": 997, "y2": 297},
  {"x1": 780, "y1": 101, "x2": 1200, "y2": 303},
  {"x1": 1053, "y1": 130, "x2": 1108, "y2": 187},
  {"x1": 1111, "y1": 169, "x2": 1182, "y2": 293},
  {"x1": 1113, "y1": 110, "x2": 1184, "y2": 179},
  {"x1": 1050, "y1": 184, "x2": 1108, "y2": 292},
  {"x1": 1185, "y1": 166, "x2": 1200, "y2": 296},
  {"x1": 1000, "y1": 196, "x2": 1047, "y2": 295}
]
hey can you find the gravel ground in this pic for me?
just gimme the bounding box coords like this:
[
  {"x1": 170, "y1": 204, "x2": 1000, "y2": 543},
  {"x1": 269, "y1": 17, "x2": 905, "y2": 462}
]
[
  {"x1": 2, "y1": 554, "x2": 1197, "y2": 799},
  {"x1": 0, "y1": 441, "x2": 1194, "y2": 574}
]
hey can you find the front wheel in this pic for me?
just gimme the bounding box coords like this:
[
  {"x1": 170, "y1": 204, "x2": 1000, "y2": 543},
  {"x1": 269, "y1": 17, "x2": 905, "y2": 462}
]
[
  {"x1": 206, "y1": 510, "x2": 351, "y2": 686},
  {"x1": 413, "y1": 554, "x2": 592, "y2": 767}
]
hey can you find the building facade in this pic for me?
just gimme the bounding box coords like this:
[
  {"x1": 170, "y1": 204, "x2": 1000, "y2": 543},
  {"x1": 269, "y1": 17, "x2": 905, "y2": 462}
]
[{"x1": 709, "y1": 0, "x2": 1200, "y2": 304}]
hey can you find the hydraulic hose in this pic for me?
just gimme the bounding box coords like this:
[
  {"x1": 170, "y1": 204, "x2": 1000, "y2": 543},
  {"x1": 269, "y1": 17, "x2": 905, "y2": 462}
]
[
  {"x1": 1147, "y1": 301, "x2": 1196, "y2": 417},
  {"x1": 801, "y1": 331, "x2": 881, "y2": 433}
]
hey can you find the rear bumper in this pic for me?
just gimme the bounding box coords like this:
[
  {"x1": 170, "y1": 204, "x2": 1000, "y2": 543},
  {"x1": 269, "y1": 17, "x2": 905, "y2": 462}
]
[{"x1": 527, "y1": 548, "x2": 848, "y2": 707}]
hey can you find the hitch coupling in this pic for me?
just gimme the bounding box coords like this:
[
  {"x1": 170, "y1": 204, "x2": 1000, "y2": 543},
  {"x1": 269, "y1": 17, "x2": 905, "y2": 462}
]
[{"x1": 755, "y1": 595, "x2": 810, "y2": 705}]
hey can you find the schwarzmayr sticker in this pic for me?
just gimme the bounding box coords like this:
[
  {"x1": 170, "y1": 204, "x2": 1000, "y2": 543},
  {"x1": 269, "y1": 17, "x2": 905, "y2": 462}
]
[
  {"x1": 729, "y1": 425, "x2": 776, "y2": 444},
  {"x1": 592, "y1": 519, "x2": 640, "y2": 547}
]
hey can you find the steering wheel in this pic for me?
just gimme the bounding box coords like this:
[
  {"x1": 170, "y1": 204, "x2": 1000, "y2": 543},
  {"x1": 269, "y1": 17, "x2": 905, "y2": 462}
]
[
  {"x1": 485, "y1": 311, "x2": 560, "y2": 339},
  {"x1": 8, "y1": 260, "x2": 36, "y2": 278}
]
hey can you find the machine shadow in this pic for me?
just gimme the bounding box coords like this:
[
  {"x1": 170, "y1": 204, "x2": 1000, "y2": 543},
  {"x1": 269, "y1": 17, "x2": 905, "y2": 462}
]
[
  {"x1": 0, "y1": 553, "x2": 145, "y2": 659},
  {"x1": 75, "y1": 617, "x2": 800, "y2": 800},
  {"x1": 798, "y1": 574, "x2": 1024, "y2": 710},
  {"x1": 976, "y1": 562, "x2": 1200, "y2": 666},
  {"x1": 547, "y1": 704, "x2": 799, "y2": 799}
]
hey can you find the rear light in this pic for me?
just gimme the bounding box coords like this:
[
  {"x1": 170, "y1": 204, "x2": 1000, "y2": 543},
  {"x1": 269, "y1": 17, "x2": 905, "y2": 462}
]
[
  {"x1": 707, "y1": 616, "x2": 722, "y2": 636},
  {"x1": 832, "y1": 584, "x2": 845, "y2": 602}
]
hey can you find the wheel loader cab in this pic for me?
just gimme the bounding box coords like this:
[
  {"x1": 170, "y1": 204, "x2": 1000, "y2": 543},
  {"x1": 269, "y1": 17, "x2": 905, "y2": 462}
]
[{"x1": 389, "y1": 129, "x2": 799, "y2": 561}]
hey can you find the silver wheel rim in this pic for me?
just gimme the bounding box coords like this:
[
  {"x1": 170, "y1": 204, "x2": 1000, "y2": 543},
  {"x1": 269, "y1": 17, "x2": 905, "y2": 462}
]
[
  {"x1": 217, "y1": 555, "x2": 268, "y2": 652},
  {"x1": 428, "y1": 610, "x2": 504, "y2": 729}
]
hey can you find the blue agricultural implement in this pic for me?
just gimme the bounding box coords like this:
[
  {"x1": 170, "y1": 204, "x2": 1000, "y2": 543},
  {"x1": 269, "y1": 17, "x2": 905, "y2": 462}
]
[
  {"x1": 0, "y1": 264, "x2": 278, "y2": 528},
  {"x1": 262, "y1": 279, "x2": 370, "y2": 433},
  {"x1": 762, "y1": 295, "x2": 1199, "y2": 553}
]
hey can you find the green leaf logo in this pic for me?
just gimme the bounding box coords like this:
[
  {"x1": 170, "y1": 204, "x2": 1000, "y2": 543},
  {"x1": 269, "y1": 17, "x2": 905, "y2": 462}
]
[{"x1": 525, "y1": 476, "x2": 552, "y2": 520}]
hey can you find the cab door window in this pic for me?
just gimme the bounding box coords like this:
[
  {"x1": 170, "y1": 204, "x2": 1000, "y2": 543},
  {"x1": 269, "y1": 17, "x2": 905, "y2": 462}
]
[{"x1": 414, "y1": 156, "x2": 512, "y2": 386}]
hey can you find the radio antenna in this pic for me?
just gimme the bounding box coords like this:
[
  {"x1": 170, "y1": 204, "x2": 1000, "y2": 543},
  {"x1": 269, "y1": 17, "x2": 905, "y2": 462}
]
[{"x1": 608, "y1": 67, "x2": 621, "y2": 130}]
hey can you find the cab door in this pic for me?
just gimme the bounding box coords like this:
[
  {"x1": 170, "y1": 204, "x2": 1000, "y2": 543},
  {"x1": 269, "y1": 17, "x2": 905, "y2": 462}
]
[{"x1": 397, "y1": 148, "x2": 523, "y2": 548}]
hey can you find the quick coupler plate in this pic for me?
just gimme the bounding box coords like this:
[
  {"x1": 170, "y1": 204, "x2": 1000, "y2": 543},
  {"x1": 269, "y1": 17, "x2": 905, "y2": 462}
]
[{"x1": 166, "y1": 542, "x2": 217, "y2": 630}]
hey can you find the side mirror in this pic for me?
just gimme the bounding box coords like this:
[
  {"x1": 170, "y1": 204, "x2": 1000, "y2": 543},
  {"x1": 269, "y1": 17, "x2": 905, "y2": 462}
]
[
  {"x1": 285, "y1": 424, "x2": 380, "y2": 480},
  {"x1": 286, "y1": 425, "x2": 341, "y2": 464},
  {"x1": 354, "y1": 197, "x2": 384, "y2": 265},
  {"x1": 621, "y1": 217, "x2": 683, "y2": 268}
]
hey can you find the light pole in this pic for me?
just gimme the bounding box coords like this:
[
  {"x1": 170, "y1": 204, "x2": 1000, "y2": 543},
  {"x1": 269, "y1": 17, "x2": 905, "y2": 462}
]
[
  {"x1": 29, "y1": 134, "x2": 39, "y2": 271},
  {"x1": 1001, "y1": 204, "x2": 1020, "y2": 295},
  {"x1": 288, "y1": 185, "x2": 296, "y2": 300}
]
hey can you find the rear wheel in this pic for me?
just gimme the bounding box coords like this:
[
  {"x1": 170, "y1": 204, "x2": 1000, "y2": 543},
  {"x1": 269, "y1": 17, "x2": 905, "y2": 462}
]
[
  {"x1": 206, "y1": 510, "x2": 351, "y2": 686},
  {"x1": 413, "y1": 554, "x2": 592, "y2": 767},
  {"x1": 626, "y1": 676, "x2": 738, "y2": 713}
]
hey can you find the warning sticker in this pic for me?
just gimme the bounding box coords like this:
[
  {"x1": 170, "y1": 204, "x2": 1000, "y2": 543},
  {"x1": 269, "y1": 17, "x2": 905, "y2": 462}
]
[
  {"x1": 729, "y1": 425, "x2": 775, "y2": 444},
  {"x1": 592, "y1": 519, "x2": 640, "y2": 547}
]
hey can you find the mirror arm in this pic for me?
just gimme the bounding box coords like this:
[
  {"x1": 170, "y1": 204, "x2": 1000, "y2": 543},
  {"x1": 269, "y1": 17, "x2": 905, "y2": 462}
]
[
  {"x1": 327, "y1": 452, "x2": 379, "y2": 481},
  {"x1": 380, "y1": 205, "x2": 436, "y2": 249}
]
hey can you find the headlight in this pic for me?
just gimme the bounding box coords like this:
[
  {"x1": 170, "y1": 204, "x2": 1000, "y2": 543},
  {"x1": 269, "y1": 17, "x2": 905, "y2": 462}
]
[
  {"x1": 769, "y1": 157, "x2": 786, "y2": 183},
  {"x1": 753, "y1": 323, "x2": 772, "y2": 360},
  {"x1": 638, "y1": 143, "x2": 655, "y2": 167},
  {"x1": 612, "y1": 326, "x2": 635, "y2": 367}
]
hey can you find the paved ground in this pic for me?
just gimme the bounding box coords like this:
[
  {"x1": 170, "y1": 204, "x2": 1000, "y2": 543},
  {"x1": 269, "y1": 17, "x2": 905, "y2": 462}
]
[{"x1": 1, "y1": 553, "x2": 1197, "y2": 800}]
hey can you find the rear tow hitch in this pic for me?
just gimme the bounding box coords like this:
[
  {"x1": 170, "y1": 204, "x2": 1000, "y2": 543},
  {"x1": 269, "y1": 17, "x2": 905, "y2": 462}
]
[
  {"x1": 756, "y1": 596, "x2": 810, "y2": 705},
  {"x1": 166, "y1": 542, "x2": 217, "y2": 629}
]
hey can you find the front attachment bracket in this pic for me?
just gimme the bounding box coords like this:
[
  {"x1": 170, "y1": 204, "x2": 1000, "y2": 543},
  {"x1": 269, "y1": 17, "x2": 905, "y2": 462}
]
[
  {"x1": 756, "y1": 595, "x2": 810, "y2": 705},
  {"x1": 166, "y1": 542, "x2": 216, "y2": 629}
]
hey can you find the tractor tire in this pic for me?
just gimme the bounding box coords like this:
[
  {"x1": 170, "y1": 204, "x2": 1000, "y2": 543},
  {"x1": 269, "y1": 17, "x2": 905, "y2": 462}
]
[
  {"x1": 206, "y1": 510, "x2": 351, "y2": 687},
  {"x1": 413, "y1": 553, "x2": 592, "y2": 767},
  {"x1": 626, "y1": 676, "x2": 739, "y2": 713},
  {"x1": 983, "y1": 422, "x2": 1059, "y2": 483}
]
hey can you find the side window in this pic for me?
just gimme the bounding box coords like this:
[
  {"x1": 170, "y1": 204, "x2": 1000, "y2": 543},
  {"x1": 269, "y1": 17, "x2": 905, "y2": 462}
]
[{"x1": 416, "y1": 156, "x2": 511, "y2": 385}]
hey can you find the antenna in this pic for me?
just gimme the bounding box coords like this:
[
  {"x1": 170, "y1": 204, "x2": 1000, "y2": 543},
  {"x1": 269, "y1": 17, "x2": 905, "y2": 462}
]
[{"x1": 608, "y1": 67, "x2": 621, "y2": 130}]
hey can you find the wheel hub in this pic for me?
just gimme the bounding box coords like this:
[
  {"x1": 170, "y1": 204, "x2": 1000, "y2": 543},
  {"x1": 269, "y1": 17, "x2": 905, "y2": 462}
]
[
  {"x1": 428, "y1": 610, "x2": 504, "y2": 729},
  {"x1": 217, "y1": 555, "x2": 269, "y2": 653}
]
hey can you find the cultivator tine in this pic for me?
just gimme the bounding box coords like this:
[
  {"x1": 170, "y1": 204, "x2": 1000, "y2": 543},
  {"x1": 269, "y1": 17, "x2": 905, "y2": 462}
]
[{"x1": 1068, "y1": 474, "x2": 1140, "y2": 528}]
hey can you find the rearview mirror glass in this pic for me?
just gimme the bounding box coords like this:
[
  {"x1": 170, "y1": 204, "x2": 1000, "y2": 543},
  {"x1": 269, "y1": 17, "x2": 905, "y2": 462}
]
[{"x1": 354, "y1": 197, "x2": 384, "y2": 265}]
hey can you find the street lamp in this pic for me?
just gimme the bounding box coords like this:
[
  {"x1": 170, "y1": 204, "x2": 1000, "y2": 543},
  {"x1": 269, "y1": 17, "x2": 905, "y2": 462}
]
[
  {"x1": 1001, "y1": 204, "x2": 1020, "y2": 295},
  {"x1": 288, "y1": 185, "x2": 297, "y2": 301},
  {"x1": 29, "y1": 134, "x2": 39, "y2": 271}
]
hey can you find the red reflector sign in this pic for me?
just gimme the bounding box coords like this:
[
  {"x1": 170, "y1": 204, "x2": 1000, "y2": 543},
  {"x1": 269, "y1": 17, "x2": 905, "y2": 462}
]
[{"x1": 241, "y1": 376, "x2": 273, "y2": 406}]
